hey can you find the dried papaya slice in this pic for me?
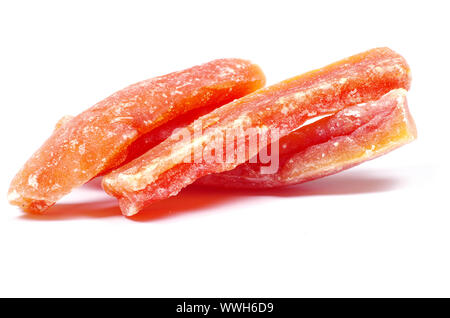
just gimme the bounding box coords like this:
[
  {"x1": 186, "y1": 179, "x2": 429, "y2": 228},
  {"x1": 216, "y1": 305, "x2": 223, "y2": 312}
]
[
  {"x1": 102, "y1": 47, "x2": 411, "y2": 216},
  {"x1": 53, "y1": 105, "x2": 216, "y2": 176},
  {"x1": 120, "y1": 104, "x2": 221, "y2": 170},
  {"x1": 8, "y1": 59, "x2": 266, "y2": 213},
  {"x1": 198, "y1": 89, "x2": 416, "y2": 188}
]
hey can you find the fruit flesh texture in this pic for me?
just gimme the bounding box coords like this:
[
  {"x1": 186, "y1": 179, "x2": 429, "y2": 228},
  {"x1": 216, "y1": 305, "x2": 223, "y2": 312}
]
[
  {"x1": 198, "y1": 89, "x2": 416, "y2": 188},
  {"x1": 119, "y1": 104, "x2": 221, "y2": 169},
  {"x1": 8, "y1": 59, "x2": 266, "y2": 213},
  {"x1": 102, "y1": 47, "x2": 411, "y2": 216},
  {"x1": 54, "y1": 105, "x2": 219, "y2": 175}
]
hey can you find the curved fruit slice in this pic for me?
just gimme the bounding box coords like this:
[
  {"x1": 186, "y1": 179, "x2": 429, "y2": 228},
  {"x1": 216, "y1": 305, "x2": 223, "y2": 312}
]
[
  {"x1": 118, "y1": 104, "x2": 222, "y2": 170},
  {"x1": 53, "y1": 105, "x2": 218, "y2": 176},
  {"x1": 198, "y1": 89, "x2": 416, "y2": 188},
  {"x1": 8, "y1": 59, "x2": 266, "y2": 213},
  {"x1": 103, "y1": 47, "x2": 411, "y2": 216}
]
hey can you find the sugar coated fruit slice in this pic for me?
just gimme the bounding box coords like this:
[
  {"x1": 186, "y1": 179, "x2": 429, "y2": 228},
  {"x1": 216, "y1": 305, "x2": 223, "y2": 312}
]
[
  {"x1": 198, "y1": 89, "x2": 416, "y2": 188},
  {"x1": 53, "y1": 106, "x2": 217, "y2": 176},
  {"x1": 102, "y1": 47, "x2": 411, "y2": 216},
  {"x1": 8, "y1": 59, "x2": 266, "y2": 213}
]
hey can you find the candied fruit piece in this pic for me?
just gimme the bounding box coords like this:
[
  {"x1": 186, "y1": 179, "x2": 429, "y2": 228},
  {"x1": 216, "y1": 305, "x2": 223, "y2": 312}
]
[
  {"x1": 198, "y1": 89, "x2": 416, "y2": 188},
  {"x1": 55, "y1": 106, "x2": 219, "y2": 177},
  {"x1": 53, "y1": 106, "x2": 216, "y2": 176},
  {"x1": 102, "y1": 47, "x2": 411, "y2": 216},
  {"x1": 8, "y1": 59, "x2": 266, "y2": 213},
  {"x1": 120, "y1": 104, "x2": 222, "y2": 169}
]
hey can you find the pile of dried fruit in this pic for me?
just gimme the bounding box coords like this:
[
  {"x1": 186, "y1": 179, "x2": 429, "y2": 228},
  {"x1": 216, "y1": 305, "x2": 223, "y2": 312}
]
[{"x1": 8, "y1": 48, "x2": 417, "y2": 216}]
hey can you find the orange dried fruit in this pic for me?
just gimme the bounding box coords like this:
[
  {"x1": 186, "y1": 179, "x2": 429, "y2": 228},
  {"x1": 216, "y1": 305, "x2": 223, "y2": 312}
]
[
  {"x1": 199, "y1": 89, "x2": 416, "y2": 188},
  {"x1": 102, "y1": 47, "x2": 411, "y2": 216},
  {"x1": 8, "y1": 59, "x2": 266, "y2": 213}
]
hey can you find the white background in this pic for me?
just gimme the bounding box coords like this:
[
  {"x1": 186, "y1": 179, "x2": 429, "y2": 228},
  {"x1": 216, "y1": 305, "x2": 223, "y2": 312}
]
[{"x1": 1, "y1": 0, "x2": 449, "y2": 297}]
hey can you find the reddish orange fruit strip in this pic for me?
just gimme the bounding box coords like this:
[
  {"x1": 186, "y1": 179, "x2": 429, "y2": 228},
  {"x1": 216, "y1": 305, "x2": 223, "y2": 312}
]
[
  {"x1": 102, "y1": 47, "x2": 411, "y2": 216},
  {"x1": 53, "y1": 106, "x2": 216, "y2": 176},
  {"x1": 8, "y1": 59, "x2": 266, "y2": 213},
  {"x1": 198, "y1": 89, "x2": 416, "y2": 188},
  {"x1": 120, "y1": 104, "x2": 221, "y2": 170}
]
